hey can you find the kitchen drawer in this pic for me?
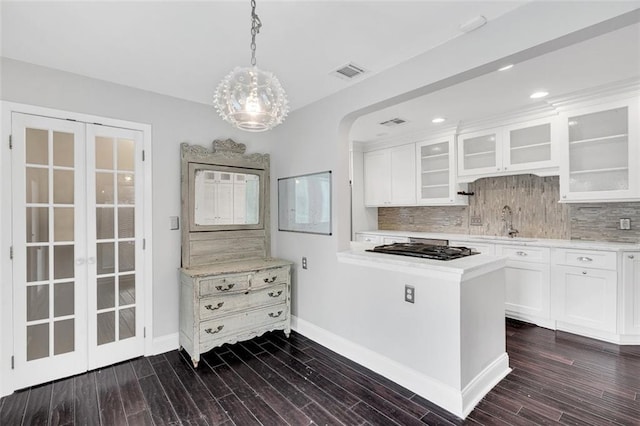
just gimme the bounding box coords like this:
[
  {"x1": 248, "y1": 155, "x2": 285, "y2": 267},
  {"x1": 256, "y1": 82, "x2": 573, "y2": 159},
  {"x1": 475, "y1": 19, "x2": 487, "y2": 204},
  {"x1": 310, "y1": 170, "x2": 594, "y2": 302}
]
[
  {"x1": 252, "y1": 266, "x2": 290, "y2": 287},
  {"x1": 355, "y1": 233, "x2": 383, "y2": 243},
  {"x1": 552, "y1": 248, "x2": 617, "y2": 270},
  {"x1": 199, "y1": 303, "x2": 288, "y2": 348},
  {"x1": 496, "y1": 245, "x2": 550, "y2": 264},
  {"x1": 199, "y1": 273, "x2": 250, "y2": 296},
  {"x1": 199, "y1": 284, "x2": 287, "y2": 319},
  {"x1": 382, "y1": 236, "x2": 410, "y2": 244},
  {"x1": 450, "y1": 240, "x2": 495, "y2": 255}
]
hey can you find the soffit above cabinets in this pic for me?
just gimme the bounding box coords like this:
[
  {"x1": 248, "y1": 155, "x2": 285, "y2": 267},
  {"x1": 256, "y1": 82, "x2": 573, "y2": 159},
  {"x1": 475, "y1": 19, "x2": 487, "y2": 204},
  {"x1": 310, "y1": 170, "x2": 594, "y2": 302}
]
[{"x1": 350, "y1": 22, "x2": 640, "y2": 145}]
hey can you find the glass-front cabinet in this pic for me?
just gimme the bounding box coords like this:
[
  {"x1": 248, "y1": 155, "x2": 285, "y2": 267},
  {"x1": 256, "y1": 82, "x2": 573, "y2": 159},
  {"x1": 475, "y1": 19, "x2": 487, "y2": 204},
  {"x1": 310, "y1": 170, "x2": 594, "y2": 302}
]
[
  {"x1": 416, "y1": 136, "x2": 467, "y2": 205},
  {"x1": 457, "y1": 117, "x2": 558, "y2": 182},
  {"x1": 559, "y1": 98, "x2": 640, "y2": 202}
]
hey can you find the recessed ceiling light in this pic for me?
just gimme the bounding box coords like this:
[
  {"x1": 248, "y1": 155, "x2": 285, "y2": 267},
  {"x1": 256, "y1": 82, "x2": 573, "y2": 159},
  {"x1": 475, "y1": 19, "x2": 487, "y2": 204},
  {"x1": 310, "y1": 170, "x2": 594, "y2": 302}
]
[
  {"x1": 498, "y1": 64, "x2": 514, "y2": 71},
  {"x1": 432, "y1": 117, "x2": 446, "y2": 124},
  {"x1": 530, "y1": 91, "x2": 549, "y2": 99}
]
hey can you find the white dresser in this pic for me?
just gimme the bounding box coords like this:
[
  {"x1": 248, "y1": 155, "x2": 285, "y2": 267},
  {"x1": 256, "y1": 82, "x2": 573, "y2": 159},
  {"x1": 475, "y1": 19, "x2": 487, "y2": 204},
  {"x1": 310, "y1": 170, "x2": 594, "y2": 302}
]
[{"x1": 179, "y1": 258, "x2": 291, "y2": 367}]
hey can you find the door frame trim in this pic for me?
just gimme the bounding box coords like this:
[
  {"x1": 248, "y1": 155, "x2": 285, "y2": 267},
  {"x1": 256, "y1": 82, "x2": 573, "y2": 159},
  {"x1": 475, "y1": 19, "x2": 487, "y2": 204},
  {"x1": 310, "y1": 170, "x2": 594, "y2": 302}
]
[{"x1": 0, "y1": 101, "x2": 153, "y2": 397}]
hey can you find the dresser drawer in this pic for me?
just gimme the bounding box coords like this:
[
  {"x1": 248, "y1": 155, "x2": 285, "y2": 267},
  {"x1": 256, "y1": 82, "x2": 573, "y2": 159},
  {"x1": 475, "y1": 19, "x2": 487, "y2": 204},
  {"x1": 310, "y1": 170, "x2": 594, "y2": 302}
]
[
  {"x1": 252, "y1": 266, "x2": 290, "y2": 287},
  {"x1": 553, "y1": 249, "x2": 617, "y2": 270},
  {"x1": 198, "y1": 273, "x2": 250, "y2": 296},
  {"x1": 496, "y1": 245, "x2": 550, "y2": 264},
  {"x1": 199, "y1": 284, "x2": 287, "y2": 319},
  {"x1": 199, "y1": 303, "x2": 288, "y2": 347}
]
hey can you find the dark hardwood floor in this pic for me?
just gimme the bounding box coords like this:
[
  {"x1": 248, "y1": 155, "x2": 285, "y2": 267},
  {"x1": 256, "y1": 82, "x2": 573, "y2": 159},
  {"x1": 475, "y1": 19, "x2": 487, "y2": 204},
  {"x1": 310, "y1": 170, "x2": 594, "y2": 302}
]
[{"x1": 1, "y1": 320, "x2": 639, "y2": 425}]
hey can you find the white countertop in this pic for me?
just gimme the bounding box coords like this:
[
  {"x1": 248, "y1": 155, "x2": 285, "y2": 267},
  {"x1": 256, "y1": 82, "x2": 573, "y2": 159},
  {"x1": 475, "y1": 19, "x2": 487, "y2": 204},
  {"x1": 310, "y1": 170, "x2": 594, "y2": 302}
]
[
  {"x1": 356, "y1": 230, "x2": 640, "y2": 252},
  {"x1": 338, "y1": 245, "x2": 506, "y2": 280}
]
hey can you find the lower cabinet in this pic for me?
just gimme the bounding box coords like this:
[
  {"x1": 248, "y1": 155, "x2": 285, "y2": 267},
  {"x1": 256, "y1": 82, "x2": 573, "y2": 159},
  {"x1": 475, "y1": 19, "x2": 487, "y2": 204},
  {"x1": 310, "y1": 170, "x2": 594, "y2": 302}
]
[
  {"x1": 622, "y1": 252, "x2": 640, "y2": 335},
  {"x1": 180, "y1": 259, "x2": 292, "y2": 367},
  {"x1": 496, "y1": 245, "x2": 551, "y2": 326},
  {"x1": 552, "y1": 249, "x2": 618, "y2": 334}
]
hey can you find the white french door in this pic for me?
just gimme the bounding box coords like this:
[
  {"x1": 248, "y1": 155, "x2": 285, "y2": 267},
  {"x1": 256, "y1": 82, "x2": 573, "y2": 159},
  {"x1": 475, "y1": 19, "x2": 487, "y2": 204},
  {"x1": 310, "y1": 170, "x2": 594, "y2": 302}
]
[{"x1": 11, "y1": 112, "x2": 145, "y2": 388}]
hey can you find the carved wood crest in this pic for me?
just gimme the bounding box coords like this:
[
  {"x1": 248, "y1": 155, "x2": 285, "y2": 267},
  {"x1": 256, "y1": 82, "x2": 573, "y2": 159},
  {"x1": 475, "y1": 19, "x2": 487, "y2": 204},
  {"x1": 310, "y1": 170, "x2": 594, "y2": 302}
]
[{"x1": 181, "y1": 139, "x2": 269, "y2": 167}]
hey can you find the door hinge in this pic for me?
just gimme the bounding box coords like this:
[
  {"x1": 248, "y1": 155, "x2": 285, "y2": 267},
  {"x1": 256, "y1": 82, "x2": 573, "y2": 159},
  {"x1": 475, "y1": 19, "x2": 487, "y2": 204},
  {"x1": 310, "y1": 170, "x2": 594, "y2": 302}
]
[
  {"x1": 9, "y1": 246, "x2": 13, "y2": 260},
  {"x1": 144, "y1": 327, "x2": 146, "y2": 338},
  {"x1": 143, "y1": 239, "x2": 146, "y2": 250},
  {"x1": 11, "y1": 356, "x2": 14, "y2": 369},
  {"x1": 9, "y1": 135, "x2": 12, "y2": 149},
  {"x1": 142, "y1": 150, "x2": 145, "y2": 161}
]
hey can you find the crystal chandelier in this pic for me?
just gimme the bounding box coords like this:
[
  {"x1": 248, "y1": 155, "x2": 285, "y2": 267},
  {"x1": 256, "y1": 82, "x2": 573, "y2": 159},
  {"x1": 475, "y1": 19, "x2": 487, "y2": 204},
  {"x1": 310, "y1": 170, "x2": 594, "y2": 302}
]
[{"x1": 213, "y1": 0, "x2": 289, "y2": 132}]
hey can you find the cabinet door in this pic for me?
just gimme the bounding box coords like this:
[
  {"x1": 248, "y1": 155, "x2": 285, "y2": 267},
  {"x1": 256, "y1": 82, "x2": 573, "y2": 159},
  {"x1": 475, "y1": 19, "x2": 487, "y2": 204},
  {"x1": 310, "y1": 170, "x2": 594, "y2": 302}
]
[
  {"x1": 553, "y1": 266, "x2": 617, "y2": 333},
  {"x1": 416, "y1": 136, "x2": 466, "y2": 205},
  {"x1": 622, "y1": 252, "x2": 640, "y2": 335},
  {"x1": 503, "y1": 117, "x2": 558, "y2": 173},
  {"x1": 363, "y1": 150, "x2": 391, "y2": 206},
  {"x1": 457, "y1": 129, "x2": 502, "y2": 177},
  {"x1": 559, "y1": 98, "x2": 640, "y2": 202},
  {"x1": 504, "y1": 260, "x2": 550, "y2": 320},
  {"x1": 389, "y1": 144, "x2": 416, "y2": 205}
]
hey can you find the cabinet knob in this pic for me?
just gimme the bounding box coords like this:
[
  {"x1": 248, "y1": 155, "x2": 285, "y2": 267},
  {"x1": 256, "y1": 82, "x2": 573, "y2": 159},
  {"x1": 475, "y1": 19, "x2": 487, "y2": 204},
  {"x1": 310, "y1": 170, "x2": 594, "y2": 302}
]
[
  {"x1": 629, "y1": 255, "x2": 635, "y2": 259},
  {"x1": 577, "y1": 256, "x2": 593, "y2": 262},
  {"x1": 582, "y1": 271, "x2": 587, "y2": 275},
  {"x1": 516, "y1": 251, "x2": 528, "y2": 256},
  {"x1": 562, "y1": 195, "x2": 567, "y2": 199}
]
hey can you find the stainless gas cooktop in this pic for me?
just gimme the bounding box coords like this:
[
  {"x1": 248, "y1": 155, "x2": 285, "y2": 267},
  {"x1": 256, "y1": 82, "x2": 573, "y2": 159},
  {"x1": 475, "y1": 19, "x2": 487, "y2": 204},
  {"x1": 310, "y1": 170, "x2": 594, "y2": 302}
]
[{"x1": 366, "y1": 243, "x2": 478, "y2": 261}]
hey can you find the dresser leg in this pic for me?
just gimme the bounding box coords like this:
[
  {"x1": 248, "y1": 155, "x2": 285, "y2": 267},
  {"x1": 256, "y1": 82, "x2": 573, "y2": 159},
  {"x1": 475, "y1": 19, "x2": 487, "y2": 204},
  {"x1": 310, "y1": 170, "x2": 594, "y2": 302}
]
[{"x1": 192, "y1": 359, "x2": 199, "y2": 368}]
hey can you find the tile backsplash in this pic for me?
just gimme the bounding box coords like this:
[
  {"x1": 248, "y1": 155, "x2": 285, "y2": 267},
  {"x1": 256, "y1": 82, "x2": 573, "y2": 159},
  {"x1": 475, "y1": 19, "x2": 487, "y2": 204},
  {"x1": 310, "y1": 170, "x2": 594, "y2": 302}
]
[{"x1": 378, "y1": 175, "x2": 640, "y2": 243}]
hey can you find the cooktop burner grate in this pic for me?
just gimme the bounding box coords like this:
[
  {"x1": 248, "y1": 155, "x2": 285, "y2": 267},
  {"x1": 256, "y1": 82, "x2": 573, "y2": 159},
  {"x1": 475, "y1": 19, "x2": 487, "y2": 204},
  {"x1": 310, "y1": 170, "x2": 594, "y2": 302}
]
[{"x1": 366, "y1": 243, "x2": 478, "y2": 260}]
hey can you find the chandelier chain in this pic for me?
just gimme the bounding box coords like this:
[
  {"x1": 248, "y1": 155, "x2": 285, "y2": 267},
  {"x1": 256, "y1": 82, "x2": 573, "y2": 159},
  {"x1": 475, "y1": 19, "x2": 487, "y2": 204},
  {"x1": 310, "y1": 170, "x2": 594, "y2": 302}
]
[{"x1": 250, "y1": 0, "x2": 262, "y2": 67}]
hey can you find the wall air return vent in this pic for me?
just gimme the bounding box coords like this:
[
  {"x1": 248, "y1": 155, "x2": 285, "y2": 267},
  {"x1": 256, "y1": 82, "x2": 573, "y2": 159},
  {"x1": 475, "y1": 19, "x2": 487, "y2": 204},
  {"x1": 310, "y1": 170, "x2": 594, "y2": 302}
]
[
  {"x1": 332, "y1": 63, "x2": 367, "y2": 80},
  {"x1": 379, "y1": 118, "x2": 407, "y2": 127}
]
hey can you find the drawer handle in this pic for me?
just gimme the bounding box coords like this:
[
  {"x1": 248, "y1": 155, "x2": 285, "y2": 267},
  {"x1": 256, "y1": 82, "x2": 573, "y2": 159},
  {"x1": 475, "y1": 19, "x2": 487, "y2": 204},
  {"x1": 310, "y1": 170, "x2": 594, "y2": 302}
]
[
  {"x1": 577, "y1": 257, "x2": 593, "y2": 262},
  {"x1": 204, "y1": 325, "x2": 224, "y2": 335},
  {"x1": 204, "y1": 302, "x2": 224, "y2": 311},
  {"x1": 268, "y1": 290, "x2": 283, "y2": 298},
  {"x1": 582, "y1": 271, "x2": 587, "y2": 275},
  {"x1": 268, "y1": 311, "x2": 283, "y2": 318},
  {"x1": 629, "y1": 255, "x2": 635, "y2": 259},
  {"x1": 263, "y1": 276, "x2": 277, "y2": 283},
  {"x1": 516, "y1": 251, "x2": 528, "y2": 256},
  {"x1": 215, "y1": 283, "x2": 235, "y2": 292}
]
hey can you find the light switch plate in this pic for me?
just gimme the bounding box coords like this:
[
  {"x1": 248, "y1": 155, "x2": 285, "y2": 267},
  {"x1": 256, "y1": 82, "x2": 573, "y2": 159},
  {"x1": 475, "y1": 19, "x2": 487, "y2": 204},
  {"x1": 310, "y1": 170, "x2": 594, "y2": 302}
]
[{"x1": 170, "y1": 216, "x2": 180, "y2": 230}]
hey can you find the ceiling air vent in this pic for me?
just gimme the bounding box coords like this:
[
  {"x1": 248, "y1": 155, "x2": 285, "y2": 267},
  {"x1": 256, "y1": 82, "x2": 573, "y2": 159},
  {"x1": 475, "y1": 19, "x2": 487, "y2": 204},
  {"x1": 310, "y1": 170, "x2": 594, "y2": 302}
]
[
  {"x1": 379, "y1": 118, "x2": 407, "y2": 127},
  {"x1": 332, "y1": 63, "x2": 367, "y2": 80}
]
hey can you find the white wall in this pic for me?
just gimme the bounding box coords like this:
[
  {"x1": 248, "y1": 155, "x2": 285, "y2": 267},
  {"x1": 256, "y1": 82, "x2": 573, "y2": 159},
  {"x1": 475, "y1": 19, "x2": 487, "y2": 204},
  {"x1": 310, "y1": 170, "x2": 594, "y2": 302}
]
[
  {"x1": 267, "y1": 1, "x2": 639, "y2": 350},
  {"x1": 0, "y1": 57, "x2": 274, "y2": 341}
]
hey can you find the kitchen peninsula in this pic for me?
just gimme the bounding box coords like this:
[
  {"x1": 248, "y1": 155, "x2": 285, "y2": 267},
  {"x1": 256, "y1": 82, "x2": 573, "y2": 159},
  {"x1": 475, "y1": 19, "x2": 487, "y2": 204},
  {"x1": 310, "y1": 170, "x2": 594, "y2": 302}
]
[{"x1": 335, "y1": 244, "x2": 509, "y2": 419}]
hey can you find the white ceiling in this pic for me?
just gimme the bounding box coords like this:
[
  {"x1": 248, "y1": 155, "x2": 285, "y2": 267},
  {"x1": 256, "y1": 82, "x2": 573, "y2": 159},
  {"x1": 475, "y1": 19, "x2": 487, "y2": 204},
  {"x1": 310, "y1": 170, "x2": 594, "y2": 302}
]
[
  {"x1": 351, "y1": 22, "x2": 640, "y2": 143},
  {"x1": 0, "y1": 1, "x2": 526, "y2": 111}
]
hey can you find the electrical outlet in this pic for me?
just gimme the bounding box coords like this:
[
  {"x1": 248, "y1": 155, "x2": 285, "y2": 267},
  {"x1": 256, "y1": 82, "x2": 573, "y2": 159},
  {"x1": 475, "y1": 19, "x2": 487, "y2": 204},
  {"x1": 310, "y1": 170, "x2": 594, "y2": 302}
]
[
  {"x1": 405, "y1": 285, "x2": 415, "y2": 303},
  {"x1": 302, "y1": 257, "x2": 308, "y2": 269},
  {"x1": 619, "y1": 218, "x2": 631, "y2": 230},
  {"x1": 470, "y1": 216, "x2": 482, "y2": 226}
]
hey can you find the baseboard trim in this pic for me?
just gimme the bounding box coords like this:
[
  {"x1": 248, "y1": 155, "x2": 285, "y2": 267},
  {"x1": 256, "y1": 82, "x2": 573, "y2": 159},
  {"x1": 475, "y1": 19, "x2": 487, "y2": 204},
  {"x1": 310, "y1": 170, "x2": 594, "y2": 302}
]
[
  {"x1": 151, "y1": 332, "x2": 179, "y2": 355},
  {"x1": 291, "y1": 315, "x2": 510, "y2": 419}
]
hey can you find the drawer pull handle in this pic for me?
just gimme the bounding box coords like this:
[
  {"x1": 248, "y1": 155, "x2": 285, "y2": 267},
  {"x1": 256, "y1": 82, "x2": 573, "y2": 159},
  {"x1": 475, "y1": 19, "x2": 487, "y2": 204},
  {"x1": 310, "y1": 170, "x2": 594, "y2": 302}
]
[
  {"x1": 629, "y1": 255, "x2": 635, "y2": 259},
  {"x1": 215, "y1": 283, "x2": 235, "y2": 292},
  {"x1": 516, "y1": 251, "x2": 528, "y2": 256},
  {"x1": 577, "y1": 257, "x2": 593, "y2": 262},
  {"x1": 268, "y1": 311, "x2": 283, "y2": 318},
  {"x1": 268, "y1": 290, "x2": 283, "y2": 298},
  {"x1": 205, "y1": 325, "x2": 224, "y2": 335},
  {"x1": 263, "y1": 276, "x2": 277, "y2": 283},
  {"x1": 205, "y1": 302, "x2": 224, "y2": 311}
]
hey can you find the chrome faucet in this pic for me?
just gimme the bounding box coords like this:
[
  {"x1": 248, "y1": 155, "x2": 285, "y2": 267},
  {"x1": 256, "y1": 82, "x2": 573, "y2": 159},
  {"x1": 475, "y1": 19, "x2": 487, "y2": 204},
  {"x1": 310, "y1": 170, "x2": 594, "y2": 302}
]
[{"x1": 501, "y1": 205, "x2": 519, "y2": 238}]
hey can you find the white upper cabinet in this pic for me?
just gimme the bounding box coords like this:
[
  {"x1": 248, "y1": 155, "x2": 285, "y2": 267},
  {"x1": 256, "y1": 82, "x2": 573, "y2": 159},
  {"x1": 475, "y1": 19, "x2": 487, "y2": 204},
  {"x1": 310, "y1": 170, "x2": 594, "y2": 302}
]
[
  {"x1": 364, "y1": 144, "x2": 416, "y2": 207},
  {"x1": 457, "y1": 117, "x2": 559, "y2": 182},
  {"x1": 416, "y1": 136, "x2": 467, "y2": 205},
  {"x1": 559, "y1": 98, "x2": 640, "y2": 202}
]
